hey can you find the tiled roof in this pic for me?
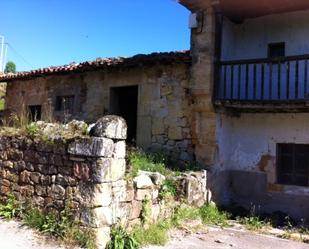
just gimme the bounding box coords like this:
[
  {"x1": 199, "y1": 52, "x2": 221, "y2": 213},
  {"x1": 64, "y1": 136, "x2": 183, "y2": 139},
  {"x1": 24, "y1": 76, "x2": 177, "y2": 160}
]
[{"x1": 0, "y1": 51, "x2": 191, "y2": 82}]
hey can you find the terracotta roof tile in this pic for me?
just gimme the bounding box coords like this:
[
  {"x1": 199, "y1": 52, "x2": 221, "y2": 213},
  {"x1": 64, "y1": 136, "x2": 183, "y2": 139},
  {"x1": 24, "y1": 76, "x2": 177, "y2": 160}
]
[{"x1": 0, "y1": 51, "x2": 191, "y2": 82}]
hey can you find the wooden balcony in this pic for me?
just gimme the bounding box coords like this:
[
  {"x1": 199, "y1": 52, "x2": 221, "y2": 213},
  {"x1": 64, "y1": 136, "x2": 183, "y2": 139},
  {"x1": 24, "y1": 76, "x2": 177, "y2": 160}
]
[{"x1": 215, "y1": 55, "x2": 309, "y2": 112}]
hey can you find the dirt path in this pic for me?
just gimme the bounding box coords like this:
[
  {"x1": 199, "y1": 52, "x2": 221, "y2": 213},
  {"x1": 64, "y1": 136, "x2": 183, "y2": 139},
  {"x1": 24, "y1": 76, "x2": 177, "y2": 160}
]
[
  {"x1": 1, "y1": 218, "x2": 309, "y2": 249},
  {"x1": 0, "y1": 219, "x2": 67, "y2": 249},
  {"x1": 145, "y1": 226, "x2": 309, "y2": 249}
]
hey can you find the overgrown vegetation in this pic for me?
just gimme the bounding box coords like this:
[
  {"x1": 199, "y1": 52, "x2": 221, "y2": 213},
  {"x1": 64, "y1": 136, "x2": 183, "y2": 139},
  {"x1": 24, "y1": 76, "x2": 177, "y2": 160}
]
[
  {"x1": 0, "y1": 194, "x2": 96, "y2": 248},
  {"x1": 127, "y1": 149, "x2": 171, "y2": 179},
  {"x1": 106, "y1": 226, "x2": 139, "y2": 249},
  {"x1": 130, "y1": 204, "x2": 231, "y2": 247}
]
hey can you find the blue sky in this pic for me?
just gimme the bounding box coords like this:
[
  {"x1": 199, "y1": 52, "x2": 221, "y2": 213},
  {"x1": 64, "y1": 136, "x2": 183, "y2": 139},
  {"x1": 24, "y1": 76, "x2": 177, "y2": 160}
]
[{"x1": 0, "y1": 0, "x2": 190, "y2": 72}]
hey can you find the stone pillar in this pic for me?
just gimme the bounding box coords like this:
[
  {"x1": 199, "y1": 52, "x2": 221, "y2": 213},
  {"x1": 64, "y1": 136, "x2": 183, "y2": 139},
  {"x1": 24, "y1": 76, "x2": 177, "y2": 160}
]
[
  {"x1": 68, "y1": 115, "x2": 128, "y2": 249},
  {"x1": 190, "y1": 7, "x2": 217, "y2": 166}
]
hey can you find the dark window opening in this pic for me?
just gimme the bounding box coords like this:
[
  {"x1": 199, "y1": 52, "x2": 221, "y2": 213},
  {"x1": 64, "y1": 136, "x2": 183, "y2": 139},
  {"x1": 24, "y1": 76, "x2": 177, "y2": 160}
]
[
  {"x1": 268, "y1": 42, "x2": 285, "y2": 58},
  {"x1": 55, "y1": 95, "x2": 75, "y2": 113},
  {"x1": 277, "y1": 143, "x2": 309, "y2": 187},
  {"x1": 110, "y1": 86, "x2": 138, "y2": 143},
  {"x1": 28, "y1": 105, "x2": 42, "y2": 121}
]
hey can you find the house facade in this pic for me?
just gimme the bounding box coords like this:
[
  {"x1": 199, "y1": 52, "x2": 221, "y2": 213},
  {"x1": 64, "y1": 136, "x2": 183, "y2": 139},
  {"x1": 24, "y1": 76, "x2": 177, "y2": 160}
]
[
  {"x1": 1, "y1": 0, "x2": 309, "y2": 220},
  {"x1": 180, "y1": 0, "x2": 309, "y2": 220}
]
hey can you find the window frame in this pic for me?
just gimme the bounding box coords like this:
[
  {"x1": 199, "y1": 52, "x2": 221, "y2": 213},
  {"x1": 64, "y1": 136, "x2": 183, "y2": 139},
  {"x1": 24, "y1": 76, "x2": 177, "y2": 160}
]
[
  {"x1": 277, "y1": 143, "x2": 309, "y2": 187},
  {"x1": 55, "y1": 95, "x2": 75, "y2": 114}
]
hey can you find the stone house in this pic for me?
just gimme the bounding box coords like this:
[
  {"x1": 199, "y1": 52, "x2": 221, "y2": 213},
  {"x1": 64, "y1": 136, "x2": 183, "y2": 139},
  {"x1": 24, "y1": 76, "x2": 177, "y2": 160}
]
[
  {"x1": 1, "y1": 0, "x2": 309, "y2": 220},
  {"x1": 0, "y1": 52, "x2": 194, "y2": 164}
]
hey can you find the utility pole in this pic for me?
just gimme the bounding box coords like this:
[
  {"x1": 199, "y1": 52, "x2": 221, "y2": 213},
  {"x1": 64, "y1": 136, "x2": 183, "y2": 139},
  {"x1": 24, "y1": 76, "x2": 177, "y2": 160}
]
[
  {"x1": 2, "y1": 43, "x2": 8, "y2": 72},
  {"x1": 0, "y1": 35, "x2": 4, "y2": 73}
]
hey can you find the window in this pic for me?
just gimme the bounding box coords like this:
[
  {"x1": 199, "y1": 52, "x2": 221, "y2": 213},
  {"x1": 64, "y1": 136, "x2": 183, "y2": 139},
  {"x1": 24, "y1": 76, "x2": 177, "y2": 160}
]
[
  {"x1": 277, "y1": 144, "x2": 309, "y2": 186},
  {"x1": 28, "y1": 105, "x2": 42, "y2": 121},
  {"x1": 55, "y1": 95, "x2": 75, "y2": 113},
  {"x1": 268, "y1": 42, "x2": 285, "y2": 58}
]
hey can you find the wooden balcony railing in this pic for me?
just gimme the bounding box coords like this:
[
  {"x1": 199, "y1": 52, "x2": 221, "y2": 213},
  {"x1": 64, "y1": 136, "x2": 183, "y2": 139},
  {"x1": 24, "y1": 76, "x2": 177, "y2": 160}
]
[{"x1": 216, "y1": 55, "x2": 309, "y2": 102}]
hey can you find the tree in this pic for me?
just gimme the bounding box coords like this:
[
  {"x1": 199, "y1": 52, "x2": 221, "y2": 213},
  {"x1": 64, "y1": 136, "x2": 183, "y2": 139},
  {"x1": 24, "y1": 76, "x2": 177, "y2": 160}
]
[{"x1": 4, "y1": 61, "x2": 16, "y2": 73}]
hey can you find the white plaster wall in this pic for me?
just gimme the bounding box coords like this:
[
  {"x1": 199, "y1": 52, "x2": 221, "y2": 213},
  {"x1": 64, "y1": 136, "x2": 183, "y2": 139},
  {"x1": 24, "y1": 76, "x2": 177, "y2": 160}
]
[
  {"x1": 217, "y1": 113, "x2": 309, "y2": 173},
  {"x1": 221, "y1": 10, "x2": 309, "y2": 61}
]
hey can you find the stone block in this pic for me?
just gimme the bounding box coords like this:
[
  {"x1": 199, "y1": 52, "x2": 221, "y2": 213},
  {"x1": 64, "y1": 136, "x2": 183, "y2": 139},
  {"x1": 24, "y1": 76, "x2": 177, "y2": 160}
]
[
  {"x1": 151, "y1": 204, "x2": 161, "y2": 223},
  {"x1": 112, "y1": 180, "x2": 127, "y2": 202},
  {"x1": 68, "y1": 137, "x2": 114, "y2": 157},
  {"x1": 133, "y1": 174, "x2": 153, "y2": 189},
  {"x1": 92, "y1": 158, "x2": 126, "y2": 183},
  {"x1": 113, "y1": 141, "x2": 126, "y2": 159},
  {"x1": 81, "y1": 207, "x2": 113, "y2": 228},
  {"x1": 168, "y1": 127, "x2": 183, "y2": 140},
  {"x1": 152, "y1": 118, "x2": 165, "y2": 135},
  {"x1": 1, "y1": 179, "x2": 10, "y2": 187},
  {"x1": 129, "y1": 200, "x2": 143, "y2": 220},
  {"x1": 89, "y1": 115, "x2": 127, "y2": 139},
  {"x1": 19, "y1": 171, "x2": 31, "y2": 184},
  {"x1": 35, "y1": 185, "x2": 47, "y2": 196},
  {"x1": 13, "y1": 161, "x2": 26, "y2": 172},
  {"x1": 6, "y1": 172, "x2": 18, "y2": 183},
  {"x1": 73, "y1": 162, "x2": 90, "y2": 181},
  {"x1": 2, "y1": 161, "x2": 13, "y2": 169},
  {"x1": 30, "y1": 172, "x2": 41, "y2": 184},
  {"x1": 135, "y1": 189, "x2": 152, "y2": 201},
  {"x1": 77, "y1": 182, "x2": 112, "y2": 207},
  {"x1": 48, "y1": 185, "x2": 65, "y2": 200},
  {"x1": 93, "y1": 227, "x2": 111, "y2": 249}
]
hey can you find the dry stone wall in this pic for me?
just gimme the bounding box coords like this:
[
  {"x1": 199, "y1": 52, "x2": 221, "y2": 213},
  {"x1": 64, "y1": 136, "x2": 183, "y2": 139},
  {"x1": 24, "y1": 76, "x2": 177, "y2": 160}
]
[{"x1": 0, "y1": 116, "x2": 208, "y2": 248}]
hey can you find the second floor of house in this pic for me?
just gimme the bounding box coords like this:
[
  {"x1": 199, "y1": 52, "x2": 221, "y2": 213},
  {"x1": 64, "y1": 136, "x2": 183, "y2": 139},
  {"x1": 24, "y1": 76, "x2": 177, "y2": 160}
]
[{"x1": 181, "y1": 0, "x2": 309, "y2": 112}]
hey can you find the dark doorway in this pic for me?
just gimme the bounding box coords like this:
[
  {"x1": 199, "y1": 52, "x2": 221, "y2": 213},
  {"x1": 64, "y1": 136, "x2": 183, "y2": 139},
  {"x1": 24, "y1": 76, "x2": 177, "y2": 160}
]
[
  {"x1": 28, "y1": 105, "x2": 42, "y2": 121},
  {"x1": 110, "y1": 86, "x2": 138, "y2": 143}
]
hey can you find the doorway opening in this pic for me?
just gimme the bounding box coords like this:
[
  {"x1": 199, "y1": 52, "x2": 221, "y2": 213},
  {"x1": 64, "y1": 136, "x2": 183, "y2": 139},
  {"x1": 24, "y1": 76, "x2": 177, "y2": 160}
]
[
  {"x1": 110, "y1": 86, "x2": 138, "y2": 143},
  {"x1": 28, "y1": 105, "x2": 42, "y2": 121}
]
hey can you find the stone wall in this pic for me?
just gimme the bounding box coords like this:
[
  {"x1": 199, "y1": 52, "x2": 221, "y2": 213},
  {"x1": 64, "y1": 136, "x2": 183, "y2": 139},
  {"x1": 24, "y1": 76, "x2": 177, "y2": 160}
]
[
  {"x1": 5, "y1": 60, "x2": 194, "y2": 164},
  {"x1": 0, "y1": 116, "x2": 208, "y2": 248},
  {"x1": 189, "y1": 8, "x2": 217, "y2": 166}
]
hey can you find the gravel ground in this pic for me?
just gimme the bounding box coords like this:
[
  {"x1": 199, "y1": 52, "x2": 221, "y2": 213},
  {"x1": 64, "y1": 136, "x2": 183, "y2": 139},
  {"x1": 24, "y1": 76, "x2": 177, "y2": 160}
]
[
  {"x1": 0, "y1": 219, "x2": 67, "y2": 249},
  {"x1": 144, "y1": 226, "x2": 309, "y2": 249}
]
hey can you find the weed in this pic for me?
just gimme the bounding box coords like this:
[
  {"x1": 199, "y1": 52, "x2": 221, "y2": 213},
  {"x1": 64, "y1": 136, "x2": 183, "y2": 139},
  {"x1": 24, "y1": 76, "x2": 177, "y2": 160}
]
[
  {"x1": 106, "y1": 226, "x2": 139, "y2": 249},
  {"x1": 132, "y1": 222, "x2": 169, "y2": 246},
  {"x1": 238, "y1": 215, "x2": 268, "y2": 230},
  {"x1": 159, "y1": 179, "x2": 177, "y2": 199},
  {"x1": 0, "y1": 194, "x2": 24, "y2": 220},
  {"x1": 25, "y1": 123, "x2": 40, "y2": 138},
  {"x1": 127, "y1": 150, "x2": 171, "y2": 179},
  {"x1": 141, "y1": 198, "x2": 151, "y2": 225},
  {"x1": 171, "y1": 205, "x2": 200, "y2": 227},
  {"x1": 199, "y1": 204, "x2": 230, "y2": 227},
  {"x1": 236, "y1": 206, "x2": 269, "y2": 231}
]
